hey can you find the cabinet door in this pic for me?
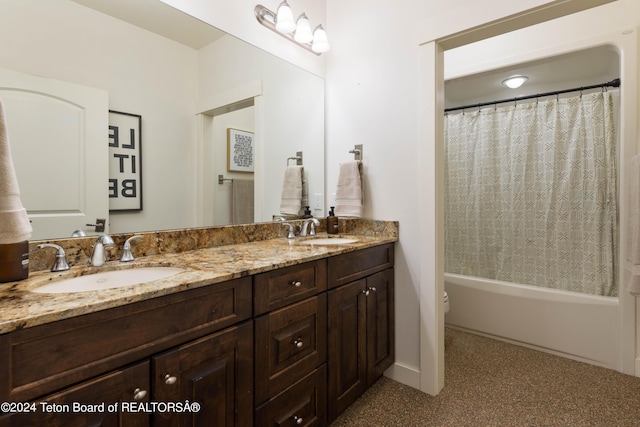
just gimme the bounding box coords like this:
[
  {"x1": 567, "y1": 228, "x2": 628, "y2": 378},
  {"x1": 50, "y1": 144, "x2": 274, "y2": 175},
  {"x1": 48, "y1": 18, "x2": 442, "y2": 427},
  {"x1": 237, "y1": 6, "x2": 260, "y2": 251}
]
[
  {"x1": 327, "y1": 279, "x2": 367, "y2": 422},
  {"x1": 152, "y1": 321, "x2": 253, "y2": 427},
  {"x1": 0, "y1": 361, "x2": 149, "y2": 427},
  {"x1": 366, "y1": 268, "x2": 395, "y2": 385}
]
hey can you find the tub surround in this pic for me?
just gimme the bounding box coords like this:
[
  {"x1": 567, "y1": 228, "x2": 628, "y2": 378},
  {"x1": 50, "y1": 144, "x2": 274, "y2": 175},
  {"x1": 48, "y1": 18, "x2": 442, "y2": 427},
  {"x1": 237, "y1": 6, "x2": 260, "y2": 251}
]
[{"x1": 0, "y1": 219, "x2": 398, "y2": 334}]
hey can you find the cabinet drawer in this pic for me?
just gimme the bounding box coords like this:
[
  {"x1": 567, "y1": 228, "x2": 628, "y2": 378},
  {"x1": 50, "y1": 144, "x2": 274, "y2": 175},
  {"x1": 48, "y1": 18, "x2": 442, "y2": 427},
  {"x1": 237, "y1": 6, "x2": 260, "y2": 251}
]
[
  {"x1": 254, "y1": 260, "x2": 327, "y2": 315},
  {"x1": 255, "y1": 295, "x2": 327, "y2": 404},
  {"x1": 327, "y1": 244, "x2": 394, "y2": 288},
  {"x1": 2, "y1": 277, "x2": 252, "y2": 401},
  {"x1": 255, "y1": 364, "x2": 327, "y2": 427}
]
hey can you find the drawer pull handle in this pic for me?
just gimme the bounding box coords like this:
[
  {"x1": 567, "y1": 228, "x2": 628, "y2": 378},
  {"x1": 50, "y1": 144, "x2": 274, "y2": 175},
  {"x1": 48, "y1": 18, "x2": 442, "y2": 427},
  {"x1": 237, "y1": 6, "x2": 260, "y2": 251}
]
[
  {"x1": 292, "y1": 280, "x2": 302, "y2": 287},
  {"x1": 133, "y1": 388, "x2": 147, "y2": 400},
  {"x1": 293, "y1": 338, "x2": 304, "y2": 348},
  {"x1": 362, "y1": 289, "x2": 370, "y2": 296},
  {"x1": 164, "y1": 374, "x2": 177, "y2": 385},
  {"x1": 293, "y1": 415, "x2": 304, "y2": 425}
]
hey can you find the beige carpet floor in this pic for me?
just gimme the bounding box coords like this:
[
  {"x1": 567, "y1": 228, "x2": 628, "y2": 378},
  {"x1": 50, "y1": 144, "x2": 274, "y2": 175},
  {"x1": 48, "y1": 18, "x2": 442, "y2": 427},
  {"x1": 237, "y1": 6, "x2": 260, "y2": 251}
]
[{"x1": 330, "y1": 328, "x2": 640, "y2": 427}]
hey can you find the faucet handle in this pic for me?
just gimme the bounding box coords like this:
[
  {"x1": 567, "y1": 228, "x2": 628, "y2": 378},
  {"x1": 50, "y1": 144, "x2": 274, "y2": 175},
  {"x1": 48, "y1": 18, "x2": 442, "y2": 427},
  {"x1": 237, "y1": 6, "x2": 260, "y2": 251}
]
[
  {"x1": 120, "y1": 235, "x2": 143, "y2": 262},
  {"x1": 35, "y1": 243, "x2": 70, "y2": 272},
  {"x1": 281, "y1": 223, "x2": 296, "y2": 240}
]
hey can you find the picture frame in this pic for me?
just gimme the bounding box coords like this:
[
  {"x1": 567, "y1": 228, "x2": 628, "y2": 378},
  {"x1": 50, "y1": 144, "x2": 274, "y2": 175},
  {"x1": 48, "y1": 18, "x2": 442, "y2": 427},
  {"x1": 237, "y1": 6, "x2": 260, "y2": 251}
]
[
  {"x1": 108, "y1": 110, "x2": 142, "y2": 211},
  {"x1": 227, "y1": 128, "x2": 254, "y2": 173}
]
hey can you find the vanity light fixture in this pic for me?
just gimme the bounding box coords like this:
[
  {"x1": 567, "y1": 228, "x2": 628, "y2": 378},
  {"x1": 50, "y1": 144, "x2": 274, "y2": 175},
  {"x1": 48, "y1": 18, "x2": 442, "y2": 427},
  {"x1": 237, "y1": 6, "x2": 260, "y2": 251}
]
[
  {"x1": 255, "y1": 3, "x2": 330, "y2": 55},
  {"x1": 502, "y1": 75, "x2": 529, "y2": 89},
  {"x1": 275, "y1": 1, "x2": 296, "y2": 33}
]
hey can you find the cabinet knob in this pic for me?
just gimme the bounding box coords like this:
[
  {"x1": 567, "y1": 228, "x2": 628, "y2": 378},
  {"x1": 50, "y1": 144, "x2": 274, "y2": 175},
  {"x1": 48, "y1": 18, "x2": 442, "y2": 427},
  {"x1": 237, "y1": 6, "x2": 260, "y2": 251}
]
[
  {"x1": 293, "y1": 338, "x2": 304, "y2": 348},
  {"x1": 132, "y1": 388, "x2": 147, "y2": 400},
  {"x1": 292, "y1": 280, "x2": 302, "y2": 287},
  {"x1": 164, "y1": 374, "x2": 177, "y2": 385},
  {"x1": 293, "y1": 415, "x2": 304, "y2": 425},
  {"x1": 362, "y1": 286, "x2": 377, "y2": 296}
]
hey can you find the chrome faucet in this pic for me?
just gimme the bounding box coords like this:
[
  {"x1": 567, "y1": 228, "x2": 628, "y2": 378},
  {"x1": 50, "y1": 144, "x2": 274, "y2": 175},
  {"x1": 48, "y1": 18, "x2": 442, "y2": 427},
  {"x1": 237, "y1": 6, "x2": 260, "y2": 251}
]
[
  {"x1": 90, "y1": 234, "x2": 114, "y2": 267},
  {"x1": 281, "y1": 222, "x2": 297, "y2": 240},
  {"x1": 120, "y1": 235, "x2": 142, "y2": 262},
  {"x1": 35, "y1": 243, "x2": 70, "y2": 272},
  {"x1": 300, "y1": 218, "x2": 320, "y2": 237}
]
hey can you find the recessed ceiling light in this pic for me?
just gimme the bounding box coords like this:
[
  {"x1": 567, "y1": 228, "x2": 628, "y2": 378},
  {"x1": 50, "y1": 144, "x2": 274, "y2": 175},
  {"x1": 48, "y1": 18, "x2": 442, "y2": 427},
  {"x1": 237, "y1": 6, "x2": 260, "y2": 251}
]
[{"x1": 502, "y1": 75, "x2": 529, "y2": 89}]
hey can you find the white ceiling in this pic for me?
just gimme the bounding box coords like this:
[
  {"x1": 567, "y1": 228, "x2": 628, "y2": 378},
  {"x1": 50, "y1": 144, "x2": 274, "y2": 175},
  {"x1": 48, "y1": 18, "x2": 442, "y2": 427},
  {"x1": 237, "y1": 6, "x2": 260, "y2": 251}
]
[
  {"x1": 444, "y1": 45, "x2": 620, "y2": 110},
  {"x1": 71, "y1": 0, "x2": 225, "y2": 49}
]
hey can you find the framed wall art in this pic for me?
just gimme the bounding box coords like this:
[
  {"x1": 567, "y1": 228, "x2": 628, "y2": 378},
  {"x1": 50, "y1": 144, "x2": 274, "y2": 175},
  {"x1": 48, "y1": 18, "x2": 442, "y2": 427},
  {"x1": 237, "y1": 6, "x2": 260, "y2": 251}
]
[
  {"x1": 108, "y1": 110, "x2": 142, "y2": 211},
  {"x1": 227, "y1": 128, "x2": 254, "y2": 173}
]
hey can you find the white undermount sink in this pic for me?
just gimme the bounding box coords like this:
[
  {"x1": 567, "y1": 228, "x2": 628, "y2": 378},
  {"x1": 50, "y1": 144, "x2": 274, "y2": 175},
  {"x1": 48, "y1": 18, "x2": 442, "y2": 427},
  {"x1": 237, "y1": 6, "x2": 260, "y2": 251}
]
[
  {"x1": 32, "y1": 267, "x2": 184, "y2": 294},
  {"x1": 301, "y1": 237, "x2": 359, "y2": 246}
]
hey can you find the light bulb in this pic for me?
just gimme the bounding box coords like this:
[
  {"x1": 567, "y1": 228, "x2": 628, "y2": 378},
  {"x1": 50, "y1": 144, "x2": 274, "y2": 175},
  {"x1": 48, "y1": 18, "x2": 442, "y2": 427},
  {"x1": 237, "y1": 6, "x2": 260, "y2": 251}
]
[
  {"x1": 275, "y1": 1, "x2": 296, "y2": 33},
  {"x1": 294, "y1": 14, "x2": 313, "y2": 43},
  {"x1": 502, "y1": 75, "x2": 528, "y2": 89},
  {"x1": 311, "y1": 25, "x2": 330, "y2": 53}
]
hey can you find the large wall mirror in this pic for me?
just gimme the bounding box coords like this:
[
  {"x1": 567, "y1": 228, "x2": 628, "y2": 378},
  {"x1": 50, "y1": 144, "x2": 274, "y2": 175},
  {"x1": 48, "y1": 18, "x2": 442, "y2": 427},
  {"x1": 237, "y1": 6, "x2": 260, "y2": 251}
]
[{"x1": 0, "y1": 0, "x2": 325, "y2": 240}]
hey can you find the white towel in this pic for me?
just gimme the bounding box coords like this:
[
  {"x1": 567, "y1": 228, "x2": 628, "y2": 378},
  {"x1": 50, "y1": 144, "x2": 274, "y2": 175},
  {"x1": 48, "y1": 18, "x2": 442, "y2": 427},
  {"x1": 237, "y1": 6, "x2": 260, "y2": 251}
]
[
  {"x1": 280, "y1": 166, "x2": 304, "y2": 215},
  {"x1": 624, "y1": 153, "x2": 640, "y2": 295},
  {"x1": 0, "y1": 99, "x2": 31, "y2": 244},
  {"x1": 334, "y1": 160, "x2": 363, "y2": 218},
  {"x1": 232, "y1": 179, "x2": 254, "y2": 225}
]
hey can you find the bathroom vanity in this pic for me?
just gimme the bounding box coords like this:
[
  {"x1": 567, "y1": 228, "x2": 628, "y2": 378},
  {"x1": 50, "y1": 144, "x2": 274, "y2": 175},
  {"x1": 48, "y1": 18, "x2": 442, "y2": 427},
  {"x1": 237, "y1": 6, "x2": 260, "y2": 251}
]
[{"x1": 0, "y1": 220, "x2": 397, "y2": 426}]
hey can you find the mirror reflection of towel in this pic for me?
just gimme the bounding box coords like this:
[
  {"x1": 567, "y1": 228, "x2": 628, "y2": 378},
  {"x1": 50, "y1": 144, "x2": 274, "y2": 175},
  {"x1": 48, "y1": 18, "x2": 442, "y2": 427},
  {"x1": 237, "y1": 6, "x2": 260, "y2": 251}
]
[
  {"x1": 280, "y1": 166, "x2": 304, "y2": 215},
  {"x1": 335, "y1": 161, "x2": 363, "y2": 218},
  {"x1": 0, "y1": 99, "x2": 31, "y2": 244},
  {"x1": 232, "y1": 179, "x2": 254, "y2": 225}
]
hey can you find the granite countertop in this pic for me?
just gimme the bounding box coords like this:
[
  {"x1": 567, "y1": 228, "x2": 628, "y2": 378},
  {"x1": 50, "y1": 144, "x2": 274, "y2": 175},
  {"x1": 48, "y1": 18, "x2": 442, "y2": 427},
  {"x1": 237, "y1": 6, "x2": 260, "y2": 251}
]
[{"x1": 0, "y1": 232, "x2": 396, "y2": 335}]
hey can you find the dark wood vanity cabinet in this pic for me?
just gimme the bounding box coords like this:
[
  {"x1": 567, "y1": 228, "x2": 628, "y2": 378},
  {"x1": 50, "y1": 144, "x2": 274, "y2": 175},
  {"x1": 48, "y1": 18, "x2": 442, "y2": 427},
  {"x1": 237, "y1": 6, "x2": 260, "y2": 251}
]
[
  {"x1": 0, "y1": 277, "x2": 253, "y2": 427},
  {"x1": 326, "y1": 245, "x2": 395, "y2": 423},
  {"x1": 0, "y1": 243, "x2": 395, "y2": 427}
]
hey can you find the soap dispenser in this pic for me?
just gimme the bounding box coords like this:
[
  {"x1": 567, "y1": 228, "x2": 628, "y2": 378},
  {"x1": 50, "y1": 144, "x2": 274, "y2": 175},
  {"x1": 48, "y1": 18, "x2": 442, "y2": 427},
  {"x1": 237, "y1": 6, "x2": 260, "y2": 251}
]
[
  {"x1": 302, "y1": 206, "x2": 313, "y2": 219},
  {"x1": 327, "y1": 207, "x2": 339, "y2": 234}
]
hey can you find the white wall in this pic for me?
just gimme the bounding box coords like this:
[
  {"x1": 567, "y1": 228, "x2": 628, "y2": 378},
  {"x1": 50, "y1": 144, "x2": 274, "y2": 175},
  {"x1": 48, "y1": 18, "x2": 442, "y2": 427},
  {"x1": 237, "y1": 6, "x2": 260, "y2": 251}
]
[
  {"x1": 0, "y1": 0, "x2": 198, "y2": 234},
  {"x1": 161, "y1": 0, "x2": 327, "y2": 77},
  {"x1": 197, "y1": 35, "x2": 325, "y2": 222}
]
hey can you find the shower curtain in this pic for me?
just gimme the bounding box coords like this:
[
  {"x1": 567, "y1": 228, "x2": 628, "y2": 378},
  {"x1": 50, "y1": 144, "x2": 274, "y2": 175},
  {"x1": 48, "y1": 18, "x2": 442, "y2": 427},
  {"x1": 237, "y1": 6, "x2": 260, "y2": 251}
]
[{"x1": 444, "y1": 92, "x2": 618, "y2": 297}]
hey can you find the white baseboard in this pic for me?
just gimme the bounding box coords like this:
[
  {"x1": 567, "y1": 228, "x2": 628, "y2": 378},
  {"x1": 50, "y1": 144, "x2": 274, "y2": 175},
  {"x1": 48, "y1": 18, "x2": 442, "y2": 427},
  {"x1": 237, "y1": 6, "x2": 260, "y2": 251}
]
[{"x1": 384, "y1": 362, "x2": 421, "y2": 390}]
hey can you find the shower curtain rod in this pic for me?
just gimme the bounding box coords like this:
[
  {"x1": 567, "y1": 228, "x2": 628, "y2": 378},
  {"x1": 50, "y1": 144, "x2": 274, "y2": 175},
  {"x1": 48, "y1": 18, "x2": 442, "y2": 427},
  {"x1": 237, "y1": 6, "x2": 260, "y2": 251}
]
[{"x1": 444, "y1": 78, "x2": 620, "y2": 113}]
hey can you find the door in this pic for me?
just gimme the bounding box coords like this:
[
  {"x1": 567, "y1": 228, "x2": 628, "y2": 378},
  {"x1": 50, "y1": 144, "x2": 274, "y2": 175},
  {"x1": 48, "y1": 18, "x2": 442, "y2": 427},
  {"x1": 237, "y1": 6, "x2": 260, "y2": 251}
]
[
  {"x1": 327, "y1": 279, "x2": 367, "y2": 422},
  {"x1": 152, "y1": 322, "x2": 253, "y2": 427},
  {"x1": 0, "y1": 361, "x2": 150, "y2": 427},
  {"x1": 366, "y1": 268, "x2": 395, "y2": 385},
  {"x1": 0, "y1": 68, "x2": 109, "y2": 240}
]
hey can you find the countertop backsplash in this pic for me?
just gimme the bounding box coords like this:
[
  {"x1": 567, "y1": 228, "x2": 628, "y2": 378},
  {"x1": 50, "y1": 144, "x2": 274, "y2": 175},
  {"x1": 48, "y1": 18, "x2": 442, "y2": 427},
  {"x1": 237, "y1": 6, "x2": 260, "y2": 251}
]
[{"x1": 27, "y1": 218, "x2": 398, "y2": 273}]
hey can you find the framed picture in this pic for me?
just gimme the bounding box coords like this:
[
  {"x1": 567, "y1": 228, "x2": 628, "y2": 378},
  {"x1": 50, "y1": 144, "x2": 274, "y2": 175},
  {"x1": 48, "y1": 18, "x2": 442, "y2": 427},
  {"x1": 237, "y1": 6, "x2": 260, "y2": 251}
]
[
  {"x1": 108, "y1": 110, "x2": 142, "y2": 211},
  {"x1": 227, "y1": 128, "x2": 254, "y2": 173}
]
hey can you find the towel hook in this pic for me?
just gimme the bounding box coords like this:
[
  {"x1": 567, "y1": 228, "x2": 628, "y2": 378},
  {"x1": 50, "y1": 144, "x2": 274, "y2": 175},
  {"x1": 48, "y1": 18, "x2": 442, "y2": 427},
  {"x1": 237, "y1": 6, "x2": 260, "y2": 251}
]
[
  {"x1": 287, "y1": 151, "x2": 303, "y2": 166},
  {"x1": 349, "y1": 144, "x2": 363, "y2": 161},
  {"x1": 218, "y1": 174, "x2": 233, "y2": 185}
]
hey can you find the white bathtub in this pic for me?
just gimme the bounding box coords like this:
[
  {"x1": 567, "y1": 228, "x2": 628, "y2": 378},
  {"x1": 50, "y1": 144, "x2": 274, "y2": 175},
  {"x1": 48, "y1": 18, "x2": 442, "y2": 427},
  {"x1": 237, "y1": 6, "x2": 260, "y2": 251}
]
[{"x1": 444, "y1": 273, "x2": 620, "y2": 369}]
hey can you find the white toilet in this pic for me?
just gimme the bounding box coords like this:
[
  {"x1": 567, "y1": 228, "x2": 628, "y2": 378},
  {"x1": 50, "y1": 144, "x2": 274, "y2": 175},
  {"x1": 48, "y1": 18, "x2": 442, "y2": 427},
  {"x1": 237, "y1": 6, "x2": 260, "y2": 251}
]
[{"x1": 444, "y1": 291, "x2": 450, "y2": 314}]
